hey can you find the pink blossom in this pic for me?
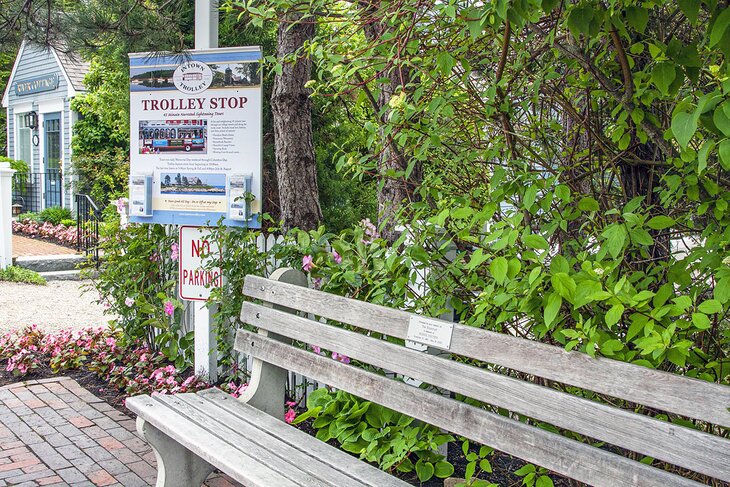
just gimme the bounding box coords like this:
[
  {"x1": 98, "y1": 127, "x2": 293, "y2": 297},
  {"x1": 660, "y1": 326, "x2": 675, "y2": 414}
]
[
  {"x1": 332, "y1": 352, "x2": 350, "y2": 364},
  {"x1": 171, "y1": 242, "x2": 179, "y2": 261},
  {"x1": 125, "y1": 297, "x2": 134, "y2": 307},
  {"x1": 310, "y1": 345, "x2": 321, "y2": 354},
  {"x1": 286, "y1": 401, "x2": 297, "y2": 407},
  {"x1": 116, "y1": 198, "x2": 127, "y2": 214},
  {"x1": 284, "y1": 408, "x2": 297, "y2": 424},
  {"x1": 332, "y1": 250, "x2": 342, "y2": 264},
  {"x1": 164, "y1": 301, "x2": 174, "y2": 316},
  {"x1": 302, "y1": 255, "x2": 314, "y2": 272}
]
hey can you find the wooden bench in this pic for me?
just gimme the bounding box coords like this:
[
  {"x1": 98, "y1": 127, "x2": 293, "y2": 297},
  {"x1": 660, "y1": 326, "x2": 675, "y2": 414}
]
[{"x1": 127, "y1": 268, "x2": 730, "y2": 487}]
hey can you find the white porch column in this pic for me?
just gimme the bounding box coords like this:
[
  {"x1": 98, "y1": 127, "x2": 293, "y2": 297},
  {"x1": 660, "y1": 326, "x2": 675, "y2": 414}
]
[{"x1": 0, "y1": 162, "x2": 16, "y2": 270}]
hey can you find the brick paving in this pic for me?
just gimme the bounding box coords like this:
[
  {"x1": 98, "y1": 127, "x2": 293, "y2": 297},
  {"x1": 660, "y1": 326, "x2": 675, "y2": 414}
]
[
  {"x1": 0, "y1": 378, "x2": 238, "y2": 486},
  {"x1": 11, "y1": 235, "x2": 77, "y2": 259}
]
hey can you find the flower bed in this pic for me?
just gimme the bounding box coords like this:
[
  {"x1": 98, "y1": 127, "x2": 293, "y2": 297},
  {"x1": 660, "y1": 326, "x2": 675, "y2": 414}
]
[{"x1": 12, "y1": 219, "x2": 79, "y2": 247}]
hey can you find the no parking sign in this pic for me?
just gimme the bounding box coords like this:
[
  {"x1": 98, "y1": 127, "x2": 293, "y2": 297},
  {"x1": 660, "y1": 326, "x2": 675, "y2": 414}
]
[{"x1": 178, "y1": 226, "x2": 221, "y2": 301}]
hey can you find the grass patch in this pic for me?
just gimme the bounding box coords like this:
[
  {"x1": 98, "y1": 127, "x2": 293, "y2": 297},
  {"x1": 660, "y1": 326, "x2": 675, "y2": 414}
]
[{"x1": 0, "y1": 266, "x2": 46, "y2": 285}]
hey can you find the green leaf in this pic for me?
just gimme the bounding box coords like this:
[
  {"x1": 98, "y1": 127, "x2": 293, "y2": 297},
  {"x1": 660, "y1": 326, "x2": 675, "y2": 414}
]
[
  {"x1": 698, "y1": 140, "x2": 715, "y2": 174},
  {"x1": 602, "y1": 224, "x2": 627, "y2": 259},
  {"x1": 714, "y1": 277, "x2": 730, "y2": 303},
  {"x1": 524, "y1": 185, "x2": 538, "y2": 210},
  {"x1": 523, "y1": 234, "x2": 549, "y2": 250},
  {"x1": 719, "y1": 139, "x2": 730, "y2": 171},
  {"x1": 698, "y1": 299, "x2": 722, "y2": 314},
  {"x1": 490, "y1": 256, "x2": 508, "y2": 284},
  {"x1": 544, "y1": 293, "x2": 563, "y2": 327},
  {"x1": 567, "y1": 5, "x2": 594, "y2": 37},
  {"x1": 714, "y1": 105, "x2": 730, "y2": 136},
  {"x1": 434, "y1": 461, "x2": 454, "y2": 478},
  {"x1": 626, "y1": 6, "x2": 649, "y2": 33},
  {"x1": 605, "y1": 303, "x2": 625, "y2": 328},
  {"x1": 671, "y1": 111, "x2": 697, "y2": 150},
  {"x1": 646, "y1": 215, "x2": 675, "y2": 230},
  {"x1": 536, "y1": 475, "x2": 555, "y2": 487},
  {"x1": 415, "y1": 460, "x2": 434, "y2": 482},
  {"x1": 437, "y1": 52, "x2": 456, "y2": 75},
  {"x1": 678, "y1": 0, "x2": 700, "y2": 24},
  {"x1": 691, "y1": 312, "x2": 712, "y2": 330},
  {"x1": 541, "y1": 0, "x2": 559, "y2": 12},
  {"x1": 551, "y1": 272, "x2": 576, "y2": 300},
  {"x1": 652, "y1": 62, "x2": 676, "y2": 95},
  {"x1": 577, "y1": 197, "x2": 599, "y2": 212},
  {"x1": 710, "y1": 7, "x2": 730, "y2": 47}
]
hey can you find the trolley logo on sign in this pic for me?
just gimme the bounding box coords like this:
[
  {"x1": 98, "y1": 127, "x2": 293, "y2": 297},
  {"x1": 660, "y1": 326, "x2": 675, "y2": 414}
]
[
  {"x1": 179, "y1": 226, "x2": 222, "y2": 301},
  {"x1": 173, "y1": 61, "x2": 213, "y2": 94}
]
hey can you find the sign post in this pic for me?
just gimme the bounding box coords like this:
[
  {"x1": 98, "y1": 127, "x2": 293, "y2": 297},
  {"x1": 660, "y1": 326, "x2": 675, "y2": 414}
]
[{"x1": 179, "y1": 225, "x2": 221, "y2": 380}]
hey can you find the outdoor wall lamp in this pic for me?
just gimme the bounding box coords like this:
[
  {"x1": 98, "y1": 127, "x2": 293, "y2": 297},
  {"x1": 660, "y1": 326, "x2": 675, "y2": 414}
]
[{"x1": 23, "y1": 111, "x2": 38, "y2": 130}]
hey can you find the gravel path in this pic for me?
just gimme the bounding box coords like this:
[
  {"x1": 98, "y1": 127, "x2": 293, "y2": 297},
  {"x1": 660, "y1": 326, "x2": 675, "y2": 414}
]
[{"x1": 0, "y1": 280, "x2": 112, "y2": 334}]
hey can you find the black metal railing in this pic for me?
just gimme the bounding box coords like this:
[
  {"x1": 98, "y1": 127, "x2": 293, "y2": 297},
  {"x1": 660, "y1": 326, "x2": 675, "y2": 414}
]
[
  {"x1": 75, "y1": 194, "x2": 103, "y2": 266},
  {"x1": 12, "y1": 170, "x2": 62, "y2": 214}
]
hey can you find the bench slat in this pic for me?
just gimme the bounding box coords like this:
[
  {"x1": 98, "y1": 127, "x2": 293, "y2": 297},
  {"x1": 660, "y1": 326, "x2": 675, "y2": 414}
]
[
  {"x1": 234, "y1": 329, "x2": 705, "y2": 487},
  {"x1": 196, "y1": 388, "x2": 411, "y2": 487},
  {"x1": 164, "y1": 393, "x2": 389, "y2": 487},
  {"x1": 243, "y1": 276, "x2": 730, "y2": 428},
  {"x1": 241, "y1": 303, "x2": 730, "y2": 481},
  {"x1": 126, "y1": 394, "x2": 300, "y2": 487}
]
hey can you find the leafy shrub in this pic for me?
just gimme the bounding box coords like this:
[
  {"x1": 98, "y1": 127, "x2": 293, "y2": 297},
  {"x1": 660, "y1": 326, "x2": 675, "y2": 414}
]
[
  {"x1": 0, "y1": 266, "x2": 46, "y2": 285},
  {"x1": 60, "y1": 219, "x2": 76, "y2": 228},
  {"x1": 0, "y1": 156, "x2": 29, "y2": 193},
  {"x1": 40, "y1": 206, "x2": 73, "y2": 225},
  {"x1": 294, "y1": 387, "x2": 453, "y2": 482},
  {"x1": 72, "y1": 148, "x2": 129, "y2": 206},
  {"x1": 12, "y1": 220, "x2": 78, "y2": 247},
  {"x1": 16, "y1": 212, "x2": 41, "y2": 223}
]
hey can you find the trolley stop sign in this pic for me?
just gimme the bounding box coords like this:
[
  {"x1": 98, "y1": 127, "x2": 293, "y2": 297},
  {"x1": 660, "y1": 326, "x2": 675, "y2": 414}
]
[{"x1": 179, "y1": 226, "x2": 222, "y2": 301}]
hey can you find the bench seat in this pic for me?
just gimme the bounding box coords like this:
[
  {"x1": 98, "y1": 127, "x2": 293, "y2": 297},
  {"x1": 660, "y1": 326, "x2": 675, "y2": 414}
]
[{"x1": 127, "y1": 388, "x2": 410, "y2": 487}]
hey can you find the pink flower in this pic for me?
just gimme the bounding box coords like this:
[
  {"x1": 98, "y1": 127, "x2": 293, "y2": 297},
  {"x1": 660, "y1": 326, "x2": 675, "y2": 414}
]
[
  {"x1": 125, "y1": 297, "x2": 134, "y2": 307},
  {"x1": 116, "y1": 198, "x2": 127, "y2": 214},
  {"x1": 332, "y1": 250, "x2": 342, "y2": 264},
  {"x1": 171, "y1": 242, "x2": 179, "y2": 262},
  {"x1": 285, "y1": 408, "x2": 297, "y2": 424},
  {"x1": 332, "y1": 352, "x2": 350, "y2": 364},
  {"x1": 286, "y1": 401, "x2": 297, "y2": 407},
  {"x1": 164, "y1": 301, "x2": 174, "y2": 316},
  {"x1": 302, "y1": 255, "x2": 314, "y2": 272},
  {"x1": 310, "y1": 345, "x2": 321, "y2": 354}
]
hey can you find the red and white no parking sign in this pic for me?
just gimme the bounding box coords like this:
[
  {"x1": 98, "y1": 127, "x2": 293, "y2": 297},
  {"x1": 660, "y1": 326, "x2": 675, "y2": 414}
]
[{"x1": 178, "y1": 226, "x2": 222, "y2": 301}]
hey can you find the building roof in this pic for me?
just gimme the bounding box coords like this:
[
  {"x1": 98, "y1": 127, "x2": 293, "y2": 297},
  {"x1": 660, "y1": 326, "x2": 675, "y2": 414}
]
[
  {"x1": 1, "y1": 41, "x2": 89, "y2": 108},
  {"x1": 54, "y1": 48, "x2": 89, "y2": 92}
]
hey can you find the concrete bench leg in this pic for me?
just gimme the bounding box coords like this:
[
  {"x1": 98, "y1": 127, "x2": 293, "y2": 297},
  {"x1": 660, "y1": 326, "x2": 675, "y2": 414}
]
[{"x1": 137, "y1": 418, "x2": 216, "y2": 487}]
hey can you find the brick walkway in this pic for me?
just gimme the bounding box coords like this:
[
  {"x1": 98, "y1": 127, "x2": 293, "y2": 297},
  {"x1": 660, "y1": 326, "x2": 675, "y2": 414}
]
[
  {"x1": 0, "y1": 378, "x2": 238, "y2": 487},
  {"x1": 12, "y1": 235, "x2": 77, "y2": 259}
]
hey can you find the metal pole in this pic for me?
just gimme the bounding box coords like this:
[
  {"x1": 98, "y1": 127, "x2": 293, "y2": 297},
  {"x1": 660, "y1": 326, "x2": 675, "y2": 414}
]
[
  {"x1": 192, "y1": 0, "x2": 219, "y2": 381},
  {"x1": 195, "y1": 0, "x2": 219, "y2": 49}
]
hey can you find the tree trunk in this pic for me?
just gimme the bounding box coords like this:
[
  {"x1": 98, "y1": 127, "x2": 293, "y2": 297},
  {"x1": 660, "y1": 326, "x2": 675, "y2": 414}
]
[
  {"x1": 271, "y1": 12, "x2": 322, "y2": 232},
  {"x1": 360, "y1": 1, "x2": 418, "y2": 243}
]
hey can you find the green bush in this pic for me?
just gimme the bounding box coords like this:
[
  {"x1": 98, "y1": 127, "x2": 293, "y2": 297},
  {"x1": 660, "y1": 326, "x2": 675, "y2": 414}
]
[
  {"x1": 16, "y1": 212, "x2": 41, "y2": 223},
  {"x1": 0, "y1": 266, "x2": 46, "y2": 285},
  {"x1": 60, "y1": 219, "x2": 77, "y2": 228},
  {"x1": 40, "y1": 206, "x2": 73, "y2": 225}
]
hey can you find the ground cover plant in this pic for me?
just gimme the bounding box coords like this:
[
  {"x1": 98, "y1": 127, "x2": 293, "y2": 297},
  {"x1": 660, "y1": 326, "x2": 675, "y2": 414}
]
[
  {"x1": 0, "y1": 266, "x2": 46, "y2": 285},
  {"x1": 12, "y1": 218, "x2": 79, "y2": 247}
]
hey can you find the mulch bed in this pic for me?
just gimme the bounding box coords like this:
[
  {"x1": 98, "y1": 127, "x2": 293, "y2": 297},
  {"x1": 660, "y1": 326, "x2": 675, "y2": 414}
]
[{"x1": 0, "y1": 360, "x2": 571, "y2": 486}]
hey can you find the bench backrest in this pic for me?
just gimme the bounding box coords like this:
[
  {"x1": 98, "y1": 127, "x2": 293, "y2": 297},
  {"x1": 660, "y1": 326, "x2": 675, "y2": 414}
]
[{"x1": 236, "y1": 271, "x2": 730, "y2": 487}]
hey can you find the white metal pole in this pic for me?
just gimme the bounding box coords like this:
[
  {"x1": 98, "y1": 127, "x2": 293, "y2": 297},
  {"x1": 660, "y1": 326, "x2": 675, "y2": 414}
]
[
  {"x1": 194, "y1": 301, "x2": 218, "y2": 383},
  {"x1": 192, "y1": 0, "x2": 219, "y2": 381},
  {"x1": 0, "y1": 162, "x2": 16, "y2": 270},
  {"x1": 195, "y1": 0, "x2": 219, "y2": 49}
]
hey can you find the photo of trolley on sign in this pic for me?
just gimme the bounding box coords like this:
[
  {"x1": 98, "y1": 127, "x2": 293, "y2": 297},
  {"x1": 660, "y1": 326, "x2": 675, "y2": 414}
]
[{"x1": 138, "y1": 119, "x2": 208, "y2": 154}]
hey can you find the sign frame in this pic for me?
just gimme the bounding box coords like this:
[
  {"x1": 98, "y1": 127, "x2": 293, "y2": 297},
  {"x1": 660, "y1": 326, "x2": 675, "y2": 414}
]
[{"x1": 128, "y1": 46, "x2": 263, "y2": 228}]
